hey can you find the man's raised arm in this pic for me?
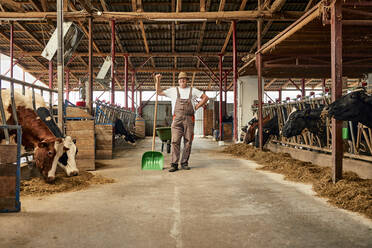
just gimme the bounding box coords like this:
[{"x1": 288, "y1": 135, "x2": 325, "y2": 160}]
[{"x1": 155, "y1": 74, "x2": 166, "y2": 96}]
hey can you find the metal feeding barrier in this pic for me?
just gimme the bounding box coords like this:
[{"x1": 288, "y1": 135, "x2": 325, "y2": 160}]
[
  {"x1": 0, "y1": 75, "x2": 57, "y2": 212},
  {"x1": 94, "y1": 99, "x2": 136, "y2": 132},
  {"x1": 0, "y1": 74, "x2": 58, "y2": 171},
  {"x1": 252, "y1": 94, "x2": 372, "y2": 162}
]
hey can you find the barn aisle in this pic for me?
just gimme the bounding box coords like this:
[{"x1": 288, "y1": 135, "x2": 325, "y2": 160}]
[{"x1": 1, "y1": 137, "x2": 371, "y2": 248}]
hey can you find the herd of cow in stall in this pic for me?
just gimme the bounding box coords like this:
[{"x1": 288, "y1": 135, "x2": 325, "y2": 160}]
[
  {"x1": 0, "y1": 89, "x2": 136, "y2": 183},
  {"x1": 241, "y1": 87, "x2": 372, "y2": 150}
]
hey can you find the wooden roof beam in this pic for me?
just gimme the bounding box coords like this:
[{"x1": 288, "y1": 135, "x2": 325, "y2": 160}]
[
  {"x1": 133, "y1": 0, "x2": 155, "y2": 68},
  {"x1": 0, "y1": 0, "x2": 24, "y2": 12},
  {"x1": 40, "y1": 0, "x2": 47, "y2": 12},
  {"x1": 200, "y1": 0, "x2": 205, "y2": 12},
  {"x1": 27, "y1": 68, "x2": 221, "y2": 73},
  {"x1": 216, "y1": 0, "x2": 226, "y2": 24},
  {"x1": 0, "y1": 10, "x2": 303, "y2": 21},
  {"x1": 220, "y1": 0, "x2": 248, "y2": 54},
  {"x1": 270, "y1": 0, "x2": 286, "y2": 13},
  {"x1": 15, "y1": 22, "x2": 44, "y2": 48},
  {"x1": 79, "y1": 0, "x2": 94, "y2": 13},
  {"x1": 171, "y1": 0, "x2": 175, "y2": 53},
  {"x1": 264, "y1": 78, "x2": 277, "y2": 90},
  {"x1": 18, "y1": 51, "x2": 241, "y2": 57}
]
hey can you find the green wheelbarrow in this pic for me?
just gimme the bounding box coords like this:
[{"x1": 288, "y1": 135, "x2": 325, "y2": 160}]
[{"x1": 156, "y1": 127, "x2": 172, "y2": 153}]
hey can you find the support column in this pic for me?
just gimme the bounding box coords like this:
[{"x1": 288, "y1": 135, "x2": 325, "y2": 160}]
[
  {"x1": 111, "y1": 20, "x2": 115, "y2": 104},
  {"x1": 301, "y1": 78, "x2": 306, "y2": 97},
  {"x1": 257, "y1": 18, "x2": 263, "y2": 149},
  {"x1": 65, "y1": 69, "x2": 70, "y2": 101},
  {"x1": 132, "y1": 70, "x2": 135, "y2": 112},
  {"x1": 10, "y1": 22, "x2": 13, "y2": 79},
  {"x1": 124, "y1": 55, "x2": 129, "y2": 109},
  {"x1": 139, "y1": 87, "x2": 142, "y2": 116},
  {"x1": 57, "y1": 0, "x2": 64, "y2": 133},
  {"x1": 278, "y1": 89, "x2": 282, "y2": 102},
  {"x1": 88, "y1": 17, "x2": 93, "y2": 114},
  {"x1": 322, "y1": 78, "x2": 326, "y2": 93},
  {"x1": 331, "y1": 0, "x2": 343, "y2": 183},
  {"x1": 219, "y1": 54, "x2": 223, "y2": 142},
  {"x1": 224, "y1": 72, "x2": 227, "y2": 116},
  {"x1": 49, "y1": 61, "x2": 53, "y2": 89},
  {"x1": 232, "y1": 20, "x2": 238, "y2": 142}
]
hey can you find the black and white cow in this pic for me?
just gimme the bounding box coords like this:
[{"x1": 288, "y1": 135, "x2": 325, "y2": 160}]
[
  {"x1": 325, "y1": 88, "x2": 372, "y2": 129},
  {"x1": 36, "y1": 107, "x2": 79, "y2": 177},
  {"x1": 114, "y1": 118, "x2": 136, "y2": 144},
  {"x1": 282, "y1": 106, "x2": 327, "y2": 146},
  {"x1": 254, "y1": 114, "x2": 279, "y2": 148}
]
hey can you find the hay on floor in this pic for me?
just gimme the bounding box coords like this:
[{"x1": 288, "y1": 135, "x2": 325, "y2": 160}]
[
  {"x1": 21, "y1": 171, "x2": 115, "y2": 197},
  {"x1": 223, "y1": 144, "x2": 372, "y2": 219}
]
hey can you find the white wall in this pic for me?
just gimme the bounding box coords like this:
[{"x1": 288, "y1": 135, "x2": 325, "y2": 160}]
[{"x1": 237, "y1": 75, "x2": 263, "y2": 141}]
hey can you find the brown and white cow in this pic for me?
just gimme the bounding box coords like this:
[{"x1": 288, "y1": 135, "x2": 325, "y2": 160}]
[{"x1": 0, "y1": 89, "x2": 66, "y2": 182}]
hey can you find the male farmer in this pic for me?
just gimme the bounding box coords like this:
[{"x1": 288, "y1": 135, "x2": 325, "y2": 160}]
[{"x1": 155, "y1": 72, "x2": 209, "y2": 172}]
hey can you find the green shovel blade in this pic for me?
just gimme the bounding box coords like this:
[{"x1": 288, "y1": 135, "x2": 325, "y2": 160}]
[{"x1": 141, "y1": 151, "x2": 164, "y2": 170}]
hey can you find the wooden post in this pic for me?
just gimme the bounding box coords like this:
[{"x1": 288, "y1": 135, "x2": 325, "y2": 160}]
[
  {"x1": 278, "y1": 89, "x2": 282, "y2": 102},
  {"x1": 111, "y1": 19, "x2": 115, "y2": 104},
  {"x1": 232, "y1": 21, "x2": 238, "y2": 142},
  {"x1": 257, "y1": 18, "x2": 263, "y2": 149},
  {"x1": 88, "y1": 17, "x2": 93, "y2": 114},
  {"x1": 57, "y1": 0, "x2": 64, "y2": 133},
  {"x1": 331, "y1": 0, "x2": 343, "y2": 183}
]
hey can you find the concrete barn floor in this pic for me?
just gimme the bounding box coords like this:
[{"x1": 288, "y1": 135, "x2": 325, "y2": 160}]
[{"x1": 1, "y1": 137, "x2": 372, "y2": 248}]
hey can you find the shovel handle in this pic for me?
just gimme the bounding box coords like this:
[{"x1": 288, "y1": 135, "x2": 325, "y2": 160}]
[{"x1": 152, "y1": 77, "x2": 159, "y2": 151}]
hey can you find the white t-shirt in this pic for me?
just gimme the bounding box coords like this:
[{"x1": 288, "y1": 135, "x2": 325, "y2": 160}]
[{"x1": 163, "y1": 87, "x2": 203, "y2": 115}]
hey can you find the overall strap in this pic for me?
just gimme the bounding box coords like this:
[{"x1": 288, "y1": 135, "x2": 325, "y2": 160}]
[
  {"x1": 188, "y1": 87, "x2": 193, "y2": 100},
  {"x1": 176, "y1": 87, "x2": 180, "y2": 98}
]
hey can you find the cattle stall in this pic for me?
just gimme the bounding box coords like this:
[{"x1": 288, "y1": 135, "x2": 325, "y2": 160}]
[
  {"x1": 246, "y1": 93, "x2": 372, "y2": 176},
  {"x1": 0, "y1": 75, "x2": 58, "y2": 176}
]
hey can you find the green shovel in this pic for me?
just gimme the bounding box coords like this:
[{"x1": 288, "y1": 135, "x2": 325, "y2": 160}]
[{"x1": 141, "y1": 76, "x2": 164, "y2": 170}]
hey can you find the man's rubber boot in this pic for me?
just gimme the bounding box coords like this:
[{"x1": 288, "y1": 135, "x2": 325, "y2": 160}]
[
  {"x1": 169, "y1": 164, "x2": 178, "y2": 172},
  {"x1": 181, "y1": 163, "x2": 191, "y2": 170}
]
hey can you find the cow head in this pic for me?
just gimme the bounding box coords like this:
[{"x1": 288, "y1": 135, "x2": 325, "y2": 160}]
[
  {"x1": 282, "y1": 108, "x2": 310, "y2": 138},
  {"x1": 34, "y1": 138, "x2": 64, "y2": 182},
  {"x1": 254, "y1": 115, "x2": 279, "y2": 147},
  {"x1": 326, "y1": 88, "x2": 372, "y2": 128},
  {"x1": 57, "y1": 136, "x2": 79, "y2": 176}
]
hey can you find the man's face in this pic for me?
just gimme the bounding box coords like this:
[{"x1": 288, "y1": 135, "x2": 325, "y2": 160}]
[{"x1": 178, "y1": 78, "x2": 188, "y2": 88}]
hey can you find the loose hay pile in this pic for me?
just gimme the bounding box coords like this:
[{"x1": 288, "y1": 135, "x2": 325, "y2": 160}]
[
  {"x1": 224, "y1": 144, "x2": 372, "y2": 219},
  {"x1": 21, "y1": 171, "x2": 115, "y2": 197}
]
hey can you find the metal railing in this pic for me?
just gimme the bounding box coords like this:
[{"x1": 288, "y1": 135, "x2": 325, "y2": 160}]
[
  {"x1": 95, "y1": 100, "x2": 136, "y2": 132},
  {"x1": 0, "y1": 74, "x2": 57, "y2": 144}
]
